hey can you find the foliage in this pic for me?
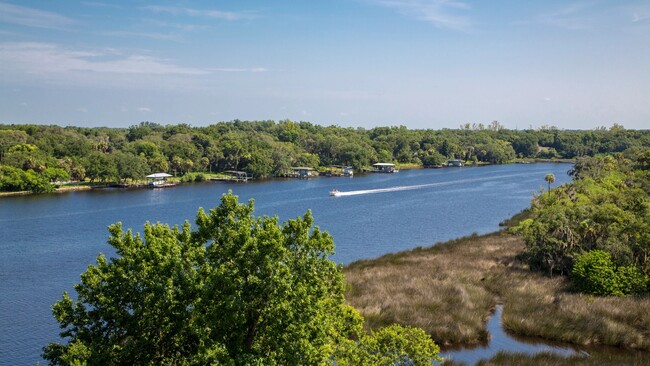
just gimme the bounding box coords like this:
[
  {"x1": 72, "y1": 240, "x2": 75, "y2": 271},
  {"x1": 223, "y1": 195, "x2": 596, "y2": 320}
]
[
  {"x1": 572, "y1": 250, "x2": 648, "y2": 296},
  {"x1": 0, "y1": 165, "x2": 55, "y2": 192},
  {"x1": 514, "y1": 153, "x2": 650, "y2": 295},
  {"x1": 2, "y1": 122, "x2": 650, "y2": 193},
  {"x1": 44, "y1": 192, "x2": 441, "y2": 365},
  {"x1": 572, "y1": 250, "x2": 624, "y2": 295}
]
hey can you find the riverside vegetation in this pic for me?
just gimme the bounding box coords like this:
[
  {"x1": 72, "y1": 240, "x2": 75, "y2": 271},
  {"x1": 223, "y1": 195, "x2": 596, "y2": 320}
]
[
  {"x1": 344, "y1": 151, "x2": 650, "y2": 364},
  {"x1": 2, "y1": 121, "x2": 650, "y2": 193}
]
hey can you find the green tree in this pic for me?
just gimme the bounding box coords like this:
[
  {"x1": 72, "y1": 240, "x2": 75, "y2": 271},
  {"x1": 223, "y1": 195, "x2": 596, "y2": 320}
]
[{"x1": 44, "y1": 192, "x2": 441, "y2": 365}]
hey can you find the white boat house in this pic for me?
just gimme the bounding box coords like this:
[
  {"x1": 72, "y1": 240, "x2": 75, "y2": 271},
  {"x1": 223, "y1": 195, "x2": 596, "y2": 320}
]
[{"x1": 146, "y1": 172, "x2": 173, "y2": 186}]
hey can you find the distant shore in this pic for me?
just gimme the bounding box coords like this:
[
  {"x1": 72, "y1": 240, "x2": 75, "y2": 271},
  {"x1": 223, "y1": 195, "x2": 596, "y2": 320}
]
[{"x1": 0, "y1": 159, "x2": 575, "y2": 198}]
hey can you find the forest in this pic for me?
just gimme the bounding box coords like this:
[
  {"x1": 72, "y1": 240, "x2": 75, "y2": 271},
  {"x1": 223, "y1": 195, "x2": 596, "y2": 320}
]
[{"x1": 1, "y1": 120, "x2": 649, "y2": 193}]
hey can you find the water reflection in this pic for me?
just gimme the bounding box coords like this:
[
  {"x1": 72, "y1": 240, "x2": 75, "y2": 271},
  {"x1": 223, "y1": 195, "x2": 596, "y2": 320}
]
[{"x1": 440, "y1": 305, "x2": 580, "y2": 365}]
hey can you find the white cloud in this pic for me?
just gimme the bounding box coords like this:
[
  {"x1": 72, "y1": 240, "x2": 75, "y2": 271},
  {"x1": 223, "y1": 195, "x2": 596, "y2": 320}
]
[
  {"x1": 143, "y1": 6, "x2": 257, "y2": 21},
  {"x1": 207, "y1": 67, "x2": 268, "y2": 73},
  {"x1": 101, "y1": 31, "x2": 181, "y2": 41},
  {"x1": 138, "y1": 107, "x2": 151, "y2": 112},
  {"x1": 632, "y1": 12, "x2": 650, "y2": 23},
  {"x1": 0, "y1": 2, "x2": 74, "y2": 29},
  {"x1": 78, "y1": 107, "x2": 88, "y2": 113},
  {"x1": 366, "y1": 0, "x2": 472, "y2": 31},
  {"x1": 534, "y1": 3, "x2": 595, "y2": 30},
  {"x1": 0, "y1": 42, "x2": 207, "y2": 75}
]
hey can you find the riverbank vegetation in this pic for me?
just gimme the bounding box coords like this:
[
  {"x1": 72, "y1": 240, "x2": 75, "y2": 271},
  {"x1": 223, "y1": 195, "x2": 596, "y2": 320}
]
[
  {"x1": 343, "y1": 151, "x2": 650, "y2": 364},
  {"x1": 44, "y1": 192, "x2": 441, "y2": 365},
  {"x1": 514, "y1": 152, "x2": 650, "y2": 295},
  {"x1": 2, "y1": 121, "x2": 649, "y2": 193},
  {"x1": 443, "y1": 351, "x2": 650, "y2": 366},
  {"x1": 343, "y1": 231, "x2": 650, "y2": 357}
]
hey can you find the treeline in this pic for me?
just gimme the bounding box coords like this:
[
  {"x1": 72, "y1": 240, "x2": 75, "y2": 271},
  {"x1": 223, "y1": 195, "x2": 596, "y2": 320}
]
[
  {"x1": 515, "y1": 150, "x2": 650, "y2": 295},
  {"x1": 1, "y1": 120, "x2": 649, "y2": 192}
]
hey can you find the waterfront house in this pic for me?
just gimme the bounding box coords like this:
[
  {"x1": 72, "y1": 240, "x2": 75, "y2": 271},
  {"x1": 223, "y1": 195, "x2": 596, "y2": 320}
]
[{"x1": 447, "y1": 159, "x2": 464, "y2": 167}]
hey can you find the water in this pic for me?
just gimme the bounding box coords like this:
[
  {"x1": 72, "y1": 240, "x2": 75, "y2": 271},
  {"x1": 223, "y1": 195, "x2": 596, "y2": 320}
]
[
  {"x1": 441, "y1": 305, "x2": 580, "y2": 365},
  {"x1": 0, "y1": 163, "x2": 572, "y2": 364}
]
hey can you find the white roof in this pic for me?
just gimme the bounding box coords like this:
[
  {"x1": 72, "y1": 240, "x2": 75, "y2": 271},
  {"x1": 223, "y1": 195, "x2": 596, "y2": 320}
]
[
  {"x1": 146, "y1": 173, "x2": 173, "y2": 178},
  {"x1": 373, "y1": 163, "x2": 395, "y2": 167}
]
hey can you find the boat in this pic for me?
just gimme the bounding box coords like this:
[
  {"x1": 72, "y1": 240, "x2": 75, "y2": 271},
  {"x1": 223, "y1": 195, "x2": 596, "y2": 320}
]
[{"x1": 329, "y1": 189, "x2": 341, "y2": 196}]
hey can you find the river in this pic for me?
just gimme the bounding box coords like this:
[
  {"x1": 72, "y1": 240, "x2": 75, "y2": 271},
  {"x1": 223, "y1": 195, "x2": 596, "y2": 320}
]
[{"x1": 0, "y1": 163, "x2": 572, "y2": 364}]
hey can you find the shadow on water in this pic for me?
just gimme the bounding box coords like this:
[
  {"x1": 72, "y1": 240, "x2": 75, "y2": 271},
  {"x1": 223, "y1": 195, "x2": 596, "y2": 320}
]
[{"x1": 440, "y1": 305, "x2": 583, "y2": 365}]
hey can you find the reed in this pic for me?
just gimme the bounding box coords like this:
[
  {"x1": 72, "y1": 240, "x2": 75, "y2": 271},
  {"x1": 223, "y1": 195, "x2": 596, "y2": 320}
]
[{"x1": 343, "y1": 231, "x2": 650, "y2": 351}]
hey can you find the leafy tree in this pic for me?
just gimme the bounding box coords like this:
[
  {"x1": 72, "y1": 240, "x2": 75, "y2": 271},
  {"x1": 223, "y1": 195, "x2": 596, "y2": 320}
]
[
  {"x1": 0, "y1": 129, "x2": 29, "y2": 161},
  {"x1": 44, "y1": 193, "x2": 441, "y2": 365},
  {"x1": 113, "y1": 152, "x2": 149, "y2": 182}
]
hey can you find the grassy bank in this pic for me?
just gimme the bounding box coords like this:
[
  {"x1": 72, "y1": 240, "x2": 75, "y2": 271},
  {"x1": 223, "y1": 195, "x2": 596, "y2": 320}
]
[
  {"x1": 444, "y1": 351, "x2": 650, "y2": 366},
  {"x1": 343, "y1": 231, "x2": 650, "y2": 352}
]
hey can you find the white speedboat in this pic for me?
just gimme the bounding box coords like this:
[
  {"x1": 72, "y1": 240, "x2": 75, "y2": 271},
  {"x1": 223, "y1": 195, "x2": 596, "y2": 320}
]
[{"x1": 329, "y1": 189, "x2": 340, "y2": 196}]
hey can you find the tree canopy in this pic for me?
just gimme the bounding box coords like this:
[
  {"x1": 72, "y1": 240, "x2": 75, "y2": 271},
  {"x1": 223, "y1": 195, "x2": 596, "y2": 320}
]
[
  {"x1": 44, "y1": 192, "x2": 441, "y2": 365},
  {"x1": 2, "y1": 121, "x2": 650, "y2": 192},
  {"x1": 514, "y1": 151, "x2": 650, "y2": 295}
]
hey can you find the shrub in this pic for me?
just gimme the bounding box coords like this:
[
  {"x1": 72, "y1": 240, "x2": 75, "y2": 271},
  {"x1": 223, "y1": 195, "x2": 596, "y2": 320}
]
[
  {"x1": 616, "y1": 265, "x2": 648, "y2": 295},
  {"x1": 572, "y1": 250, "x2": 620, "y2": 295},
  {"x1": 572, "y1": 250, "x2": 648, "y2": 296}
]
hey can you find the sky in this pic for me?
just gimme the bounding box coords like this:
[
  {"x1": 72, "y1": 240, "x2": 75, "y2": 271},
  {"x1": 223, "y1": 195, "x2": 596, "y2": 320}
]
[{"x1": 0, "y1": 0, "x2": 649, "y2": 130}]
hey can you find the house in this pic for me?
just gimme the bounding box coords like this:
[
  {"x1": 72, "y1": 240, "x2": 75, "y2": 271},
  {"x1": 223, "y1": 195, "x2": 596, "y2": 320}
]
[{"x1": 447, "y1": 159, "x2": 463, "y2": 167}]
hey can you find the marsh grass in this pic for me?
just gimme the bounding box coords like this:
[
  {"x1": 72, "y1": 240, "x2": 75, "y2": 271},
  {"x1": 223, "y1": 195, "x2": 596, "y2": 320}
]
[
  {"x1": 343, "y1": 231, "x2": 650, "y2": 351},
  {"x1": 465, "y1": 351, "x2": 650, "y2": 366}
]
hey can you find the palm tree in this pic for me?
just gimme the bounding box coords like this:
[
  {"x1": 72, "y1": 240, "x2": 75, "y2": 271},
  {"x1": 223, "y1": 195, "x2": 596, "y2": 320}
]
[{"x1": 544, "y1": 173, "x2": 555, "y2": 198}]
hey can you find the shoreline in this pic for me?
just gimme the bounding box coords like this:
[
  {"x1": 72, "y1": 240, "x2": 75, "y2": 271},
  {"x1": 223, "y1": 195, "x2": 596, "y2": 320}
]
[{"x1": 0, "y1": 159, "x2": 575, "y2": 198}]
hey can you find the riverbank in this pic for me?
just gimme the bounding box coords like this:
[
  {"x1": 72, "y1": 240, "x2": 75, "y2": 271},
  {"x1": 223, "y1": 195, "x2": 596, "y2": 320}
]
[{"x1": 343, "y1": 226, "x2": 650, "y2": 362}]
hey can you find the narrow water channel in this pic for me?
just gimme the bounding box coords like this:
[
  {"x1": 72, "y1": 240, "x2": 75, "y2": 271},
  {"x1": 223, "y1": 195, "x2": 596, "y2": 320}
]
[{"x1": 440, "y1": 305, "x2": 582, "y2": 365}]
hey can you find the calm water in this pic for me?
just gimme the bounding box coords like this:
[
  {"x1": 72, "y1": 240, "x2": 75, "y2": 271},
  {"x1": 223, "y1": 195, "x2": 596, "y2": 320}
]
[
  {"x1": 441, "y1": 305, "x2": 580, "y2": 365},
  {"x1": 0, "y1": 163, "x2": 572, "y2": 364}
]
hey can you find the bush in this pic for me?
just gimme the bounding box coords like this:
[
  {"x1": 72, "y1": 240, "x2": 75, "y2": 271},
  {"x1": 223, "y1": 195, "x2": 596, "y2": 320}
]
[
  {"x1": 616, "y1": 265, "x2": 648, "y2": 295},
  {"x1": 572, "y1": 250, "x2": 648, "y2": 296},
  {"x1": 179, "y1": 172, "x2": 205, "y2": 182},
  {"x1": 572, "y1": 250, "x2": 620, "y2": 295}
]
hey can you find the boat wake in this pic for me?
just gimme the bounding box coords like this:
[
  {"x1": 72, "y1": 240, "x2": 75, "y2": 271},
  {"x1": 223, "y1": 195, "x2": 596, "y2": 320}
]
[{"x1": 331, "y1": 172, "x2": 539, "y2": 197}]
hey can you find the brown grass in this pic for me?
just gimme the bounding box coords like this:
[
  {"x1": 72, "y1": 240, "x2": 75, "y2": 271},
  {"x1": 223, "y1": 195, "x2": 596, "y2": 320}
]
[{"x1": 343, "y1": 231, "x2": 650, "y2": 351}]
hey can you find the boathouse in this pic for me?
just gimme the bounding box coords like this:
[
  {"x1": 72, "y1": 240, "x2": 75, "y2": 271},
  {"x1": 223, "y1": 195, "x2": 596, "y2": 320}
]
[
  {"x1": 291, "y1": 167, "x2": 315, "y2": 178},
  {"x1": 372, "y1": 163, "x2": 397, "y2": 173},
  {"x1": 447, "y1": 159, "x2": 463, "y2": 167},
  {"x1": 146, "y1": 172, "x2": 174, "y2": 187},
  {"x1": 224, "y1": 170, "x2": 250, "y2": 182}
]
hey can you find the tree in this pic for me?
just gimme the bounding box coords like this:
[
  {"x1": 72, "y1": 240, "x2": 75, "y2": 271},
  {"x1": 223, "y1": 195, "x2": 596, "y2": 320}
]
[
  {"x1": 544, "y1": 173, "x2": 555, "y2": 198},
  {"x1": 44, "y1": 192, "x2": 441, "y2": 365}
]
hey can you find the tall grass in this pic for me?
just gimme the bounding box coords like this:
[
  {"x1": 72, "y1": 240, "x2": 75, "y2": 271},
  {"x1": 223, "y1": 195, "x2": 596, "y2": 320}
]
[{"x1": 343, "y1": 231, "x2": 650, "y2": 351}]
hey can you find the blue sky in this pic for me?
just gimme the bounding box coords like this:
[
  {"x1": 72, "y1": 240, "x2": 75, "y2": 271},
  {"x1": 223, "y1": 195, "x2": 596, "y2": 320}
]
[{"x1": 0, "y1": 1, "x2": 648, "y2": 129}]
